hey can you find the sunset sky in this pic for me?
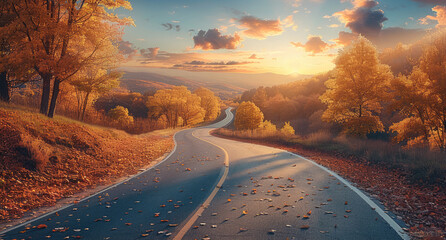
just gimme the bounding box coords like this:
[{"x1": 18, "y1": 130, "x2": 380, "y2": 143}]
[{"x1": 118, "y1": 0, "x2": 445, "y2": 76}]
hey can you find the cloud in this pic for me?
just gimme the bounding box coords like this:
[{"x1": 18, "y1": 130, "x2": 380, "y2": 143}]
[
  {"x1": 291, "y1": 36, "x2": 332, "y2": 54},
  {"x1": 136, "y1": 49, "x2": 259, "y2": 72},
  {"x1": 332, "y1": 28, "x2": 427, "y2": 49},
  {"x1": 290, "y1": 0, "x2": 302, "y2": 7},
  {"x1": 248, "y1": 54, "x2": 264, "y2": 60},
  {"x1": 236, "y1": 15, "x2": 295, "y2": 39},
  {"x1": 140, "y1": 47, "x2": 160, "y2": 59},
  {"x1": 332, "y1": 31, "x2": 359, "y2": 46},
  {"x1": 333, "y1": 0, "x2": 388, "y2": 40},
  {"x1": 118, "y1": 41, "x2": 138, "y2": 57},
  {"x1": 162, "y1": 23, "x2": 181, "y2": 31},
  {"x1": 193, "y1": 29, "x2": 242, "y2": 50},
  {"x1": 419, "y1": 5, "x2": 446, "y2": 28}
]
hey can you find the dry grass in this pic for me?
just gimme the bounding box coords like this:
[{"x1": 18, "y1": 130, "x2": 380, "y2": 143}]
[
  {"x1": 18, "y1": 133, "x2": 52, "y2": 171},
  {"x1": 0, "y1": 105, "x2": 175, "y2": 221},
  {"x1": 215, "y1": 128, "x2": 446, "y2": 184}
]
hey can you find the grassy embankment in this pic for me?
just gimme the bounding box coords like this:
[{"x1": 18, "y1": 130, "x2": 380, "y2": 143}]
[{"x1": 0, "y1": 103, "x2": 175, "y2": 221}]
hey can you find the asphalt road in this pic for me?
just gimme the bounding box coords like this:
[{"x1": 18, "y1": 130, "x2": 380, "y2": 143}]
[{"x1": 0, "y1": 108, "x2": 409, "y2": 240}]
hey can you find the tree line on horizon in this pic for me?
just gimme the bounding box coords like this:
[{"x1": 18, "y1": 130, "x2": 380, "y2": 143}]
[{"x1": 239, "y1": 31, "x2": 446, "y2": 151}]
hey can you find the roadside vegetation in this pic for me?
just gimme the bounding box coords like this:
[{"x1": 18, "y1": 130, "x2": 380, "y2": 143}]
[
  {"x1": 228, "y1": 32, "x2": 446, "y2": 183},
  {"x1": 217, "y1": 31, "x2": 446, "y2": 238}
]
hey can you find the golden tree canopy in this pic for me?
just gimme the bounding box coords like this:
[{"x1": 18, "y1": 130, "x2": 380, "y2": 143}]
[
  {"x1": 194, "y1": 87, "x2": 221, "y2": 121},
  {"x1": 390, "y1": 30, "x2": 446, "y2": 150},
  {"x1": 235, "y1": 101, "x2": 264, "y2": 130},
  {"x1": 148, "y1": 86, "x2": 205, "y2": 128},
  {"x1": 280, "y1": 122, "x2": 295, "y2": 136},
  {"x1": 320, "y1": 36, "x2": 393, "y2": 136},
  {"x1": 108, "y1": 105, "x2": 134, "y2": 126}
]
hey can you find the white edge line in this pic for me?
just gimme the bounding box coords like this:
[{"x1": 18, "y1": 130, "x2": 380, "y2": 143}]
[
  {"x1": 0, "y1": 131, "x2": 181, "y2": 236},
  {"x1": 173, "y1": 109, "x2": 233, "y2": 240},
  {"x1": 288, "y1": 152, "x2": 410, "y2": 240}
]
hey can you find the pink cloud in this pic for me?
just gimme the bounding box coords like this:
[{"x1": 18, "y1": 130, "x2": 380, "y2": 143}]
[
  {"x1": 291, "y1": 36, "x2": 332, "y2": 54},
  {"x1": 419, "y1": 5, "x2": 446, "y2": 28}
]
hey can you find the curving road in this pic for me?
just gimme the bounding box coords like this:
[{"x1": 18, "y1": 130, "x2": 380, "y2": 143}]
[{"x1": 0, "y1": 108, "x2": 409, "y2": 240}]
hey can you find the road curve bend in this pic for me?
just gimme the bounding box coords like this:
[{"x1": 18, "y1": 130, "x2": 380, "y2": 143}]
[{"x1": 0, "y1": 108, "x2": 409, "y2": 240}]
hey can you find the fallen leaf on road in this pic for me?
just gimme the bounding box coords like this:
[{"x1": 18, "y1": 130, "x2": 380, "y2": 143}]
[
  {"x1": 37, "y1": 224, "x2": 48, "y2": 229},
  {"x1": 300, "y1": 225, "x2": 310, "y2": 229}
]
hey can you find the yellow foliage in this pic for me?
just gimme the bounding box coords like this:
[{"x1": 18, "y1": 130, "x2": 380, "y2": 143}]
[
  {"x1": 280, "y1": 122, "x2": 295, "y2": 136},
  {"x1": 389, "y1": 117, "x2": 427, "y2": 149},
  {"x1": 194, "y1": 87, "x2": 221, "y2": 121},
  {"x1": 235, "y1": 101, "x2": 264, "y2": 130},
  {"x1": 320, "y1": 36, "x2": 392, "y2": 136},
  {"x1": 260, "y1": 120, "x2": 277, "y2": 133},
  {"x1": 1, "y1": 0, "x2": 133, "y2": 117},
  {"x1": 390, "y1": 30, "x2": 446, "y2": 150},
  {"x1": 108, "y1": 106, "x2": 134, "y2": 126},
  {"x1": 148, "y1": 86, "x2": 205, "y2": 128}
]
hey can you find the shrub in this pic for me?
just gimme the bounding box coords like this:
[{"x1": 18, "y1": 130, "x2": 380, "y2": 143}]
[
  {"x1": 108, "y1": 106, "x2": 134, "y2": 126},
  {"x1": 19, "y1": 133, "x2": 52, "y2": 171},
  {"x1": 280, "y1": 122, "x2": 295, "y2": 136}
]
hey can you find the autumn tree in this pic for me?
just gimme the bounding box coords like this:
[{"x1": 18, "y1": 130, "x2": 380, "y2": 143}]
[
  {"x1": 148, "y1": 86, "x2": 205, "y2": 128},
  {"x1": 0, "y1": 2, "x2": 13, "y2": 102},
  {"x1": 194, "y1": 87, "x2": 221, "y2": 121},
  {"x1": 390, "y1": 30, "x2": 446, "y2": 150},
  {"x1": 0, "y1": 1, "x2": 35, "y2": 103},
  {"x1": 2, "y1": 0, "x2": 133, "y2": 117},
  {"x1": 179, "y1": 93, "x2": 205, "y2": 126},
  {"x1": 235, "y1": 101, "x2": 264, "y2": 130},
  {"x1": 280, "y1": 122, "x2": 295, "y2": 136},
  {"x1": 320, "y1": 36, "x2": 393, "y2": 136},
  {"x1": 70, "y1": 68, "x2": 121, "y2": 121},
  {"x1": 108, "y1": 106, "x2": 134, "y2": 126},
  {"x1": 252, "y1": 86, "x2": 268, "y2": 109}
]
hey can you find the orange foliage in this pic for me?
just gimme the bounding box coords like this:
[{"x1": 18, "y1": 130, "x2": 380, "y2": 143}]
[
  {"x1": 0, "y1": 107, "x2": 174, "y2": 220},
  {"x1": 320, "y1": 36, "x2": 393, "y2": 137}
]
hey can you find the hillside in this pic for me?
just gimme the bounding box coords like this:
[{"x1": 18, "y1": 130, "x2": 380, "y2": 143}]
[
  {"x1": 120, "y1": 71, "x2": 246, "y2": 99},
  {"x1": 0, "y1": 105, "x2": 175, "y2": 220}
]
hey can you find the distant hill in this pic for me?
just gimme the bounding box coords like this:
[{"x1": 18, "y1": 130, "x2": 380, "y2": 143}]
[
  {"x1": 119, "y1": 68, "x2": 312, "y2": 99},
  {"x1": 120, "y1": 71, "x2": 246, "y2": 100}
]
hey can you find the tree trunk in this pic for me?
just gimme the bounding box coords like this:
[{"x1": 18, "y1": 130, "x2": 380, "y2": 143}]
[
  {"x1": 0, "y1": 71, "x2": 9, "y2": 102},
  {"x1": 81, "y1": 92, "x2": 90, "y2": 121},
  {"x1": 47, "y1": 77, "x2": 61, "y2": 118},
  {"x1": 40, "y1": 74, "x2": 52, "y2": 115}
]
